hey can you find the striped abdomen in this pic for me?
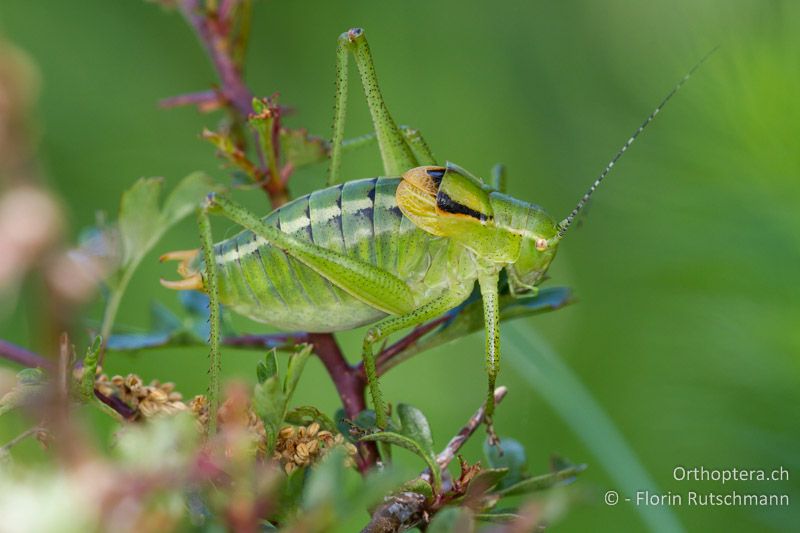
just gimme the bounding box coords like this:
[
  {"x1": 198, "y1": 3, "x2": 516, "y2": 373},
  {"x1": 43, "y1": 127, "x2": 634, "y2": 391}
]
[{"x1": 211, "y1": 177, "x2": 454, "y2": 331}]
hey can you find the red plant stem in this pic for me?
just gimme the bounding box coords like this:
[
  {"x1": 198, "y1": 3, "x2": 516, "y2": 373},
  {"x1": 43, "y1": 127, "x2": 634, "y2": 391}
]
[
  {"x1": 94, "y1": 389, "x2": 137, "y2": 420},
  {"x1": 306, "y1": 333, "x2": 366, "y2": 418},
  {"x1": 0, "y1": 339, "x2": 54, "y2": 369},
  {"x1": 222, "y1": 332, "x2": 310, "y2": 349},
  {"x1": 178, "y1": 0, "x2": 252, "y2": 118},
  {"x1": 160, "y1": 89, "x2": 222, "y2": 110},
  {"x1": 0, "y1": 338, "x2": 138, "y2": 420},
  {"x1": 177, "y1": 0, "x2": 287, "y2": 207},
  {"x1": 306, "y1": 333, "x2": 377, "y2": 471}
]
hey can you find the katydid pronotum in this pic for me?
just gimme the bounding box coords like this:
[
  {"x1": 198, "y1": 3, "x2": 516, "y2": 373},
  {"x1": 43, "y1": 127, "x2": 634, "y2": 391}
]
[{"x1": 162, "y1": 28, "x2": 708, "y2": 442}]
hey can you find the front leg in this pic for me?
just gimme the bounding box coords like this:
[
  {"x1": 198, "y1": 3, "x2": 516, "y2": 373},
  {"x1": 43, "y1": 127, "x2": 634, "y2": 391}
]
[{"x1": 478, "y1": 268, "x2": 502, "y2": 445}]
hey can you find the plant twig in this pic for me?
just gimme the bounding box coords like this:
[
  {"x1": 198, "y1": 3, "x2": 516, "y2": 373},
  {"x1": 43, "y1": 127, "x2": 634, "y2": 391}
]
[
  {"x1": 160, "y1": 89, "x2": 222, "y2": 110},
  {"x1": 0, "y1": 425, "x2": 44, "y2": 453},
  {"x1": 429, "y1": 386, "x2": 508, "y2": 478},
  {"x1": 178, "y1": 0, "x2": 252, "y2": 118},
  {"x1": 0, "y1": 338, "x2": 138, "y2": 420},
  {"x1": 362, "y1": 387, "x2": 509, "y2": 533},
  {"x1": 0, "y1": 339, "x2": 54, "y2": 369},
  {"x1": 177, "y1": 0, "x2": 288, "y2": 206}
]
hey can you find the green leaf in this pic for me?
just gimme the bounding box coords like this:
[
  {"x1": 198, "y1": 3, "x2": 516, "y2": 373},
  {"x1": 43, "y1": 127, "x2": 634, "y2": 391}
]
[
  {"x1": 106, "y1": 301, "x2": 189, "y2": 351},
  {"x1": 303, "y1": 446, "x2": 346, "y2": 510},
  {"x1": 161, "y1": 172, "x2": 217, "y2": 226},
  {"x1": 283, "y1": 344, "x2": 312, "y2": 404},
  {"x1": 280, "y1": 128, "x2": 329, "y2": 169},
  {"x1": 16, "y1": 368, "x2": 45, "y2": 386},
  {"x1": 257, "y1": 349, "x2": 278, "y2": 384},
  {"x1": 484, "y1": 437, "x2": 527, "y2": 489},
  {"x1": 119, "y1": 177, "x2": 163, "y2": 267},
  {"x1": 497, "y1": 464, "x2": 587, "y2": 497},
  {"x1": 278, "y1": 465, "x2": 307, "y2": 520},
  {"x1": 379, "y1": 286, "x2": 572, "y2": 373},
  {"x1": 100, "y1": 173, "x2": 222, "y2": 344},
  {"x1": 284, "y1": 406, "x2": 337, "y2": 433},
  {"x1": 427, "y1": 507, "x2": 474, "y2": 533},
  {"x1": 397, "y1": 403, "x2": 434, "y2": 457},
  {"x1": 79, "y1": 336, "x2": 102, "y2": 400},
  {"x1": 360, "y1": 431, "x2": 441, "y2": 493},
  {"x1": 253, "y1": 375, "x2": 285, "y2": 453},
  {"x1": 202, "y1": 129, "x2": 259, "y2": 179},
  {"x1": 119, "y1": 172, "x2": 220, "y2": 269},
  {"x1": 398, "y1": 477, "x2": 434, "y2": 500}
]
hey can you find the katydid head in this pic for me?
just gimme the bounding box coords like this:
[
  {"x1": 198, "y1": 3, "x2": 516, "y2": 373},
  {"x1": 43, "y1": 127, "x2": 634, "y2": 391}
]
[
  {"x1": 397, "y1": 162, "x2": 561, "y2": 295},
  {"x1": 505, "y1": 209, "x2": 560, "y2": 297}
]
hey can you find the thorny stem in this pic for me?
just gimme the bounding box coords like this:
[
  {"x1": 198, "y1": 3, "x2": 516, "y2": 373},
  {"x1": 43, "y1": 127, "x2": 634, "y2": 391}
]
[
  {"x1": 178, "y1": 0, "x2": 252, "y2": 118},
  {"x1": 176, "y1": 0, "x2": 287, "y2": 207}
]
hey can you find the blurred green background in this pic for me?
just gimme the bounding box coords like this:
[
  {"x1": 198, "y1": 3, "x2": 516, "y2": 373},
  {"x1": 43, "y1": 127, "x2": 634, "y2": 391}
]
[{"x1": 1, "y1": 1, "x2": 798, "y2": 531}]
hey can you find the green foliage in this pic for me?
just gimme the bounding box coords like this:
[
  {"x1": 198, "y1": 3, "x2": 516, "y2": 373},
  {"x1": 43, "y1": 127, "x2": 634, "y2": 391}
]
[
  {"x1": 253, "y1": 344, "x2": 314, "y2": 453},
  {"x1": 279, "y1": 128, "x2": 329, "y2": 169},
  {"x1": 106, "y1": 292, "x2": 219, "y2": 351},
  {"x1": 118, "y1": 173, "x2": 219, "y2": 271},
  {"x1": 78, "y1": 336, "x2": 102, "y2": 400},
  {"x1": 361, "y1": 431, "x2": 441, "y2": 493},
  {"x1": 257, "y1": 349, "x2": 278, "y2": 383},
  {"x1": 97, "y1": 172, "x2": 224, "y2": 341},
  {"x1": 484, "y1": 437, "x2": 527, "y2": 489},
  {"x1": 397, "y1": 403, "x2": 434, "y2": 457},
  {"x1": 497, "y1": 462, "x2": 587, "y2": 497},
  {"x1": 427, "y1": 507, "x2": 474, "y2": 533}
]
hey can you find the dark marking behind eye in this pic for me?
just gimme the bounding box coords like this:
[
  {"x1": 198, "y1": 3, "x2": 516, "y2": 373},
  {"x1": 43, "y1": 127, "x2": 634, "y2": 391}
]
[
  {"x1": 436, "y1": 192, "x2": 490, "y2": 222},
  {"x1": 426, "y1": 167, "x2": 446, "y2": 187}
]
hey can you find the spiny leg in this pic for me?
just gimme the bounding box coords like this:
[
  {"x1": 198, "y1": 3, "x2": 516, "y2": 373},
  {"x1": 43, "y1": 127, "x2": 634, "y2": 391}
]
[
  {"x1": 328, "y1": 28, "x2": 418, "y2": 185},
  {"x1": 363, "y1": 289, "x2": 471, "y2": 430},
  {"x1": 198, "y1": 206, "x2": 221, "y2": 437},
  {"x1": 340, "y1": 126, "x2": 436, "y2": 165},
  {"x1": 401, "y1": 127, "x2": 435, "y2": 165},
  {"x1": 478, "y1": 269, "x2": 502, "y2": 445},
  {"x1": 328, "y1": 35, "x2": 350, "y2": 186}
]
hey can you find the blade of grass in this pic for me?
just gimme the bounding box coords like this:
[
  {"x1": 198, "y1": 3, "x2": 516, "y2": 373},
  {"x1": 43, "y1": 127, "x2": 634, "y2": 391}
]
[{"x1": 506, "y1": 324, "x2": 684, "y2": 533}]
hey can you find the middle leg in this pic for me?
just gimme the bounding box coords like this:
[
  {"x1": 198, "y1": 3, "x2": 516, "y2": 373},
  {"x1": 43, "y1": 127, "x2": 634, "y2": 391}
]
[{"x1": 362, "y1": 288, "x2": 471, "y2": 429}]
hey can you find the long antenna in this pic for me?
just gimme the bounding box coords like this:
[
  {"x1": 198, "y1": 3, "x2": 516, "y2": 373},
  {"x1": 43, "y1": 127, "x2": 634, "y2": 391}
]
[{"x1": 554, "y1": 47, "x2": 718, "y2": 240}]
